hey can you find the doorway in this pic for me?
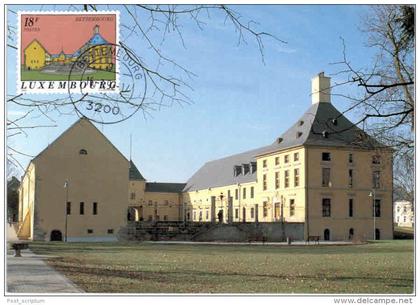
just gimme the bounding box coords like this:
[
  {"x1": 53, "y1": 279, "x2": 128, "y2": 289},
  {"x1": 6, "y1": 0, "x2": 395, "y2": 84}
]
[
  {"x1": 324, "y1": 229, "x2": 330, "y2": 241},
  {"x1": 50, "y1": 230, "x2": 63, "y2": 241}
]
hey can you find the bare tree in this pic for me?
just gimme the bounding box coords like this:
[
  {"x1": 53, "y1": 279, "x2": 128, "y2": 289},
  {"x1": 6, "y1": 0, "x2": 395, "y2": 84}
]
[
  {"x1": 331, "y1": 5, "x2": 414, "y2": 155},
  {"x1": 330, "y1": 5, "x2": 414, "y2": 203},
  {"x1": 6, "y1": 4, "x2": 284, "y2": 173}
]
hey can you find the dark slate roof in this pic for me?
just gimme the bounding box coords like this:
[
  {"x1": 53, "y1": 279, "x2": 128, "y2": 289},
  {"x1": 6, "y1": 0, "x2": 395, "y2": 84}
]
[
  {"x1": 145, "y1": 182, "x2": 186, "y2": 193},
  {"x1": 129, "y1": 160, "x2": 146, "y2": 181},
  {"x1": 258, "y1": 102, "x2": 384, "y2": 156},
  {"x1": 184, "y1": 102, "x2": 385, "y2": 192}
]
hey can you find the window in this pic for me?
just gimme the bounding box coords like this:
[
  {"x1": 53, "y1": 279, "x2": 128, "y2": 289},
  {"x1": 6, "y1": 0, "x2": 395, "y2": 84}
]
[
  {"x1": 263, "y1": 159, "x2": 267, "y2": 168},
  {"x1": 294, "y1": 168, "x2": 300, "y2": 187},
  {"x1": 290, "y1": 199, "x2": 295, "y2": 217},
  {"x1": 348, "y1": 169, "x2": 353, "y2": 187},
  {"x1": 107, "y1": 229, "x2": 114, "y2": 234},
  {"x1": 349, "y1": 199, "x2": 353, "y2": 217},
  {"x1": 79, "y1": 149, "x2": 88, "y2": 155},
  {"x1": 164, "y1": 200, "x2": 169, "y2": 206},
  {"x1": 93, "y1": 202, "x2": 98, "y2": 215},
  {"x1": 250, "y1": 186, "x2": 254, "y2": 199},
  {"x1": 373, "y1": 171, "x2": 381, "y2": 189},
  {"x1": 322, "y1": 152, "x2": 331, "y2": 161},
  {"x1": 235, "y1": 208, "x2": 239, "y2": 219},
  {"x1": 199, "y1": 210, "x2": 202, "y2": 221},
  {"x1": 80, "y1": 202, "x2": 84, "y2": 215},
  {"x1": 403, "y1": 206, "x2": 407, "y2": 213},
  {"x1": 263, "y1": 174, "x2": 267, "y2": 191},
  {"x1": 322, "y1": 168, "x2": 331, "y2": 187},
  {"x1": 130, "y1": 192, "x2": 136, "y2": 200},
  {"x1": 404, "y1": 216, "x2": 406, "y2": 222},
  {"x1": 206, "y1": 210, "x2": 209, "y2": 220},
  {"x1": 275, "y1": 157, "x2": 280, "y2": 165},
  {"x1": 322, "y1": 198, "x2": 331, "y2": 217},
  {"x1": 284, "y1": 155, "x2": 289, "y2": 163},
  {"x1": 349, "y1": 228, "x2": 354, "y2": 239},
  {"x1": 251, "y1": 162, "x2": 257, "y2": 173},
  {"x1": 148, "y1": 200, "x2": 153, "y2": 206},
  {"x1": 374, "y1": 199, "x2": 381, "y2": 217},
  {"x1": 263, "y1": 202, "x2": 268, "y2": 217},
  {"x1": 148, "y1": 215, "x2": 153, "y2": 221},
  {"x1": 235, "y1": 189, "x2": 239, "y2": 200},
  {"x1": 349, "y1": 153, "x2": 353, "y2": 164},
  {"x1": 372, "y1": 155, "x2": 381, "y2": 165},
  {"x1": 87, "y1": 229, "x2": 93, "y2": 234},
  {"x1": 228, "y1": 190, "x2": 231, "y2": 199},
  {"x1": 193, "y1": 210, "x2": 196, "y2": 221},
  {"x1": 164, "y1": 215, "x2": 168, "y2": 221},
  {"x1": 275, "y1": 171, "x2": 280, "y2": 189},
  {"x1": 250, "y1": 207, "x2": 255, "y2": 218},
  {"x1": 243, "y1": 187, "x2": 247, "y2": 199},
  {"x1": 66, "y1": 202, "x2": 71, "y2": 215},
  {"x1": 284, "y1": 170, "x2": 289, "y2": 188},
  {"x1": 294, "y1": 152, "x2": 299, "y2": 162}
]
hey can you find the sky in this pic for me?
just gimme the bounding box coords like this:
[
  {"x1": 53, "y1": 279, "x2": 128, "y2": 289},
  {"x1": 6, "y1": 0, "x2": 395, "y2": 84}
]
[{"x1": 6, "y1": 4, "x2": 377, "y2": 182}]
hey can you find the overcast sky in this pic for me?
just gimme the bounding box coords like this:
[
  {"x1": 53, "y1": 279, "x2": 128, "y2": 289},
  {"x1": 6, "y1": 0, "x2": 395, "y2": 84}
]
[{"x1": 7, "y1": 4, "x2": 376, "y2": 182}]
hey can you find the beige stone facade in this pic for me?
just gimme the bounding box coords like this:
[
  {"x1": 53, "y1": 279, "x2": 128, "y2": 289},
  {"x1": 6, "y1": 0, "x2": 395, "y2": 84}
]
[{"x1": 17, "y1": 73, "x2": 394, "y2": 241}]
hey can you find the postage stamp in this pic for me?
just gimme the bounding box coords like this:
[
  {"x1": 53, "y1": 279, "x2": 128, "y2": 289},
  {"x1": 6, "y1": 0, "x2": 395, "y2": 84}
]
[{"x1": 17, "y1": 11, "x2": 119, "y2": 94}]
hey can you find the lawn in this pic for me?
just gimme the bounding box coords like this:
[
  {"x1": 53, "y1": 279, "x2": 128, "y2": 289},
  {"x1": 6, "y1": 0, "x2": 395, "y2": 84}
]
[
  {"x1": 29, "y1": 240, "x2": 414, "y2": 294},
  {"x1": 21, "y1": 68, "x2": 116, "y2": 81}
]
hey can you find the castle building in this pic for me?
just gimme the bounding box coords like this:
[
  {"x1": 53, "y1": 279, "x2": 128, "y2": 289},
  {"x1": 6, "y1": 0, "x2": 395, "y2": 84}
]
[
  {"x1": 394, "y1": 201, "x2": 414, "y2": 228},
  {"x1": 23, "y1": 25, "x2": 113, "y2": 71},
  {"x1": 17, "y1": 73, "x2": 394, "y2": 241}
]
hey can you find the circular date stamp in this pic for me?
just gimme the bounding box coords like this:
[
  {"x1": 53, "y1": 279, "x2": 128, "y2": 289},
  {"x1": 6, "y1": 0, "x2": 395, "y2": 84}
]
[{"x1": 67, "y1": 43, "x2": 147, "y2": 124}]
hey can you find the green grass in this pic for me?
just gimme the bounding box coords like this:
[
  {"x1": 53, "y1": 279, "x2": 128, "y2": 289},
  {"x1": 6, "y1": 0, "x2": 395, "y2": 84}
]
[
  {"x1": 29, "y1": 240, "x2": 414, "y2": 294},
  {"x1": 21, "y1": 68, "x2": 115, "y2": 81}
]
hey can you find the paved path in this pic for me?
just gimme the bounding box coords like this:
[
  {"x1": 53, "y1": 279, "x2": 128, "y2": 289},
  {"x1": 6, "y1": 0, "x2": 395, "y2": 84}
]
[{"x1": 7, "y1": 249, "x2": 83, "y2": 293}]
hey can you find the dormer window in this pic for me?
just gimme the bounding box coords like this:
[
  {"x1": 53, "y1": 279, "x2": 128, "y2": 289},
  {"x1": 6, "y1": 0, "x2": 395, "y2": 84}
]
[
  {"x1": 296, "y1": 131, "x2": 303, "y2": 138},
  {"x1": 234, "y1": 165, "x2": 242, "y2": 177},
  {"x1": 250, "y1": 162, "x2": 257, "y2": 174},
  {"x1": 242, "y1": 163, "x2": 250, "y2": 175},
  {"x1": 79, "y1": 149, "x2": 88, "y2": 155},
  {"x1": 298, "y1": 120, "x2": 304, "y2": 126}
]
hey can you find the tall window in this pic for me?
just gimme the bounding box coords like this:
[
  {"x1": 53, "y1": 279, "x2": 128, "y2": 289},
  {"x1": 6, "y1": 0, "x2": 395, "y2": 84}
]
[
  {"x1": 374, "y1": 199, "x2": 381, "y2": 217},
  {"x1": 373, "y1": 171, "x2": 381, "y2": 189},
  {"x1": 263, "y1": 202, "x2": 268, "y2": 217},
  {"x1": 235, "y1": 189, "x2": 239, "y2": 200},
  {"x1": 243, "y1": 187, "x2": 247, "y2": 199},
  {"x1": 206, "y1": 210, "x2": 209, "y2": 220},
  {"x1": 130, "y1": 192, "x2": 136, "y2": 200},
  {"x1": 284, "y1": 155, "x2": 289, "y2": 163},
  {"x1": 290, "y1": 199, "x2": 295, "y2": 217},
  {"x1": 348, "y1": 169, "x2": 353, "y2": 188},
  {"x1": 228, "y1": 190, "x2": 231, "y2": 199},
  {"x1": 66, "y1": 202, "x2": 71, "y2": 215},
  {"x1": 275, "y1": 171, "x2": 280, "y2": 189},
  {"x1": 372, "y1": 155, "x2": 381, "y2": 165},
  {"x1": 349, "y1": 153, "x2": 353, "y2": 164},
  {"x1": 80, "y1": 202, "x2": 84, "y2": 215},
  {"x1": 235, "y1": 208, "x2": 239, "y2": 219},
  {"x1": 263, "y1": 174, "x2": 267, "y2": 191},
  {"x1": 294, "y1": 152, "x2": 299, "y2": 162},
  {"x1": 250, "y1": 186, "x2": 254, "y2": 198},
  {"x1": 275, "y1": 157, "x2": 280, "y2": 165},
  {"x1": 284, "y1": 170, "x2": 289, "y2": 188},
  {"x1": 263, "y1": 159, "x2": 267, "y2": 168},
  {"x1": 322, "y1": 152, "x2": 331, "y2": 161},
  {"x1": 322, "y1": 168, "x2": 331, "y2": 187},
  {"x1": 348, "y1": 199, "x2": 353, "y2": 217},
  {"x1": 322, "y1": 198, "x2": 331, "y2": 217},
  {"x1": 294, "y1": 168, "x2": 300, "y2": 187},
  {"x1": 250, "y1": 207, "x2": 255, "y2": 218},
  {"x1": 93, "y1": 202, "x2": 98, "y2": 215}
]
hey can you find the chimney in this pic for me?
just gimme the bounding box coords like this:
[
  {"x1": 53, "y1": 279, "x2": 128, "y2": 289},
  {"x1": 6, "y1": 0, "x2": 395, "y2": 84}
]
[{"x1": 311, "y1": 72, "x2": 331, "y2": 104}]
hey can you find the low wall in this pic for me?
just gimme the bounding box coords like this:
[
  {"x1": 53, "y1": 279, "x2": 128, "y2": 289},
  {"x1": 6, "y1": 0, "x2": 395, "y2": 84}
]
[{"x1": 193, "y1": 222, "x2": 304, "y2": 242}]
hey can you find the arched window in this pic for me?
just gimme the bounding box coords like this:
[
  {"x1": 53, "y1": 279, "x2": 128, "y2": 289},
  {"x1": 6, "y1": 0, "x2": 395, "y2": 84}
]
[
  {"x1": 324, "y1": 229, "x2": 330, "y2": 241},
  {"x1": 79, "y1": 149, "x2": 88, "y2": 155},
  {"x1": 349, "y1": 228, "x2": 354, "y2": 240}
]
